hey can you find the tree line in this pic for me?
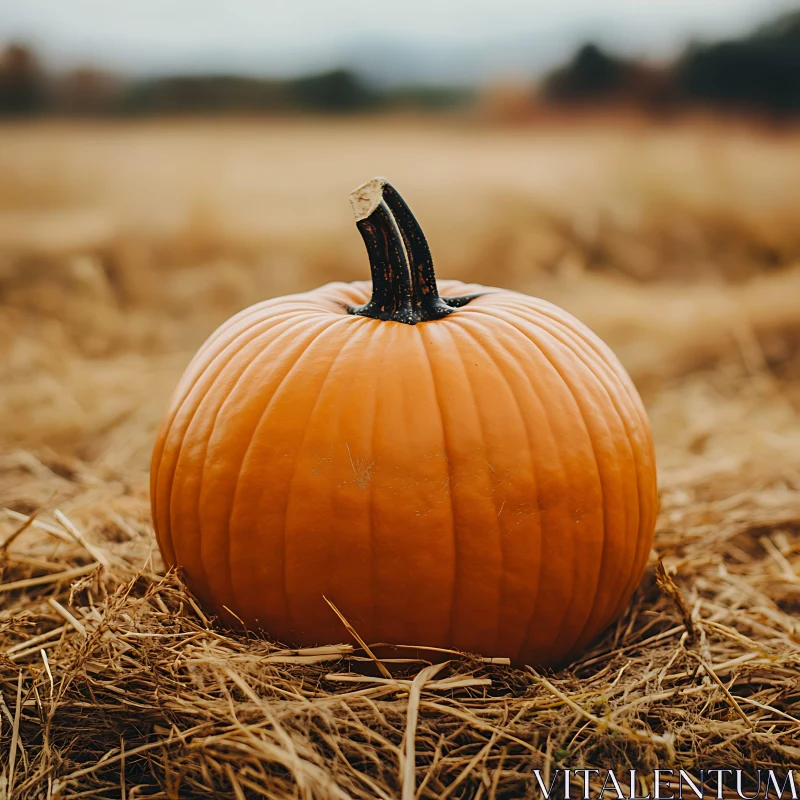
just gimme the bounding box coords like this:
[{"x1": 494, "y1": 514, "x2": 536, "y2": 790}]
[
  {"x1": 0, "y1": 47, "x2": 469, "y2": 117},
  {"x1": 1, "y1": 8, "x2": 799, "y2": 118},
  {"x1": 544, "y1": 10, "x2": 800, "y2": 119}
]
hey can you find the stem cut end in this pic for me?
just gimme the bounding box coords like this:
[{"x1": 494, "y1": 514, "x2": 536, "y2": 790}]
[{"x1": 350, "y1": 177, "x2": 388, "y2": 222}]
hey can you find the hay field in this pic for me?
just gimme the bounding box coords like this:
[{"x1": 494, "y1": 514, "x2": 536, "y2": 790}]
[{"x1": 1, "y1": 117, "x2": 799, "y2": 797}]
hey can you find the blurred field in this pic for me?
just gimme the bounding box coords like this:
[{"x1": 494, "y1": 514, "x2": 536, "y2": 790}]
[{"x1": 1, "y1": 118, "x2": 800, "y2": 796}]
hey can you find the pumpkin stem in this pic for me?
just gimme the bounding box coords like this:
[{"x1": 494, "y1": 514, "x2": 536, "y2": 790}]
[
  {"x1": 380, "y1": 182, "x2": 454, "y2": 320},
  {"x1": 349, "y1": 177, "x2": 474, "y2": 324},
  {"x1": 349, "y1": 182, "x2": 417, "y2": 324}
]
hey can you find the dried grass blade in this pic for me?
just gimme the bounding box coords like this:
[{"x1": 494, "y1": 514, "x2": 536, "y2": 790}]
[
  {"x1": 8, "y1": 671, "x2": 23, "y2": 795},
  {"x1": 224, "y1": 762, "x2": 247, "y2": 800},
  {"x1": 323, "y1": 595, "x2": 392, "y2": 679},
  {"x1": 48, "y1": 597, "x2": 87, "y2": 637},
  {"x1": 0, "y1": 563, "x2": 98, "y2": 594},
  {"x1": 41, "y1": 649, "x2": 55, "y2": 696},
  {"x1": 401, "y1": 662, "x2": 448, "y2": 800},
  {"x1": 690, "y1": 652, "x2": 753, "y2": 727},
  {"x1": 3, "y1": 508, "x2": 72, "y2": 542},
  {"x1": 655, "y1": 559, "x2": 696, "y2": 641},
  {"x1": 0, "y1": 510, "x2": 39, "y2": 551},
  {"x1": 54, "y1": 509, "x2": 112, "y2": 571},
  {"x1": 736, "y1": 695, "x2": 800, "y2": 725},
  {"x1": 5, "y1": 625, "x2": 66, "y2": 656}
]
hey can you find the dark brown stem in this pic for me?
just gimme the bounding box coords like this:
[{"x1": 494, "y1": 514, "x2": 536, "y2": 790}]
[
  {"x1": 348, "y1": 177, "x2": 477, "y2": 325},
  {"x1": 352, "y1": 197, "x2": 417, "y2": 323}
]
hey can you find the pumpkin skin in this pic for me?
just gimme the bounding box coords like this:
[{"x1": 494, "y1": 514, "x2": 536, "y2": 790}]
[{"x1": 151, "y1": 181, "x2": 657, "y2": 667}]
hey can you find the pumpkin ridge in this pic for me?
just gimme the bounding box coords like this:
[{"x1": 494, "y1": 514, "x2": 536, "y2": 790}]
[
  {"x1": 499, "y1": 303, "x2": 653, "y2": 643},
  {"x1": 475, "y1": 303, "x2": 647, "y2": 504},
  {"x1": 416, "y1": 325, "x2": 459, "y2": 650},
  {"x1": 446, "y1": 322, "x2": 508, "y2": 657},
  {"x1": 314, "y1": 280, "x2": 373, "y2": 310},
  {"x1": 523, "y1": 328, "x2": 617, "y2": 655},
  {"x1": 185, "y1": 299, "x2": 328, "y2": 369},
  {"x1": 491, "y1": 302, "x2": 653, "y2": 635},
  {"x1": 473, "y1": 305, "x2": 646, "y2": 655},
  {"x1": 454, "y1": 317, "x2": 542, "y2": 661},
  {"x1": 231, "y1": 315, "x2": 356, "y2": 631},
  {"x1": 192, "y1": 314, "x2": 339, "y2": 618},
  {"x1": 500, "y1": 297, "x2": 650, "y2": 441},
  {"x1": 457, "y1": 310, "x2": 593, "y2": 662},
  {"x1": 224, "y1": 316, "x2": 351, "y2": 625},
  {"x1": 473, "y1": 320, "x2": 550, "y2": 664},
  {"x1": 519, "y1": 309, "x2": 643, "y2": 644},
  {"x1": 154, "y1": 308, "x2": 319, "y2": 508},
  {"x1": 363, "y1": 324, "x2": 392, "y2": 641},
  {"x1": 507, "y1": 297, "x2": 651, "y2": 448},
  {"x1": 472, "y1": 306, "x2": 626, "y2": 652},
  {"x1": 456, "y1": 313, "x2": 559, "y2": 662},
  {"x1": 160, "y1": 311, "x2": 326, "y2": 601},
  {"x1": 495, "y1": 296, "x2": 654, "y2": 465},
  {"x1": 467, "y1": 307, "x2": 609, "y2": 661},
  {"x1": 281, "y1": 317, "x2": 382, "y2": 640},
  {"x1": 276, "y1": 316, "x2": 363, "y2": 638},
  {"x1": 213, "y1": 318, "x2": 330, "y2": 626},
  {"x1": 508, "y1": 332, "x2": 581, "y2": 661},
  {"x1": 445, "y1": 315, "x2": 565, "y2": 661},
  {"x1": 153, "y1": 307, "x2": 322, "y2": 550}
]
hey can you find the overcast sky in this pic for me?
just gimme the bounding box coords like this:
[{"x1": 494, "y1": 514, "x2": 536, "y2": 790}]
[{"x1": 1, "y1": 0, "x2": 797, "y2": 83}]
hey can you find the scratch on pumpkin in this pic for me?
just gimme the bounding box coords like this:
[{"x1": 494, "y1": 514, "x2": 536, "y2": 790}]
[{"x1": 345, "y1": 442, "x2": 374, "y2": 490}]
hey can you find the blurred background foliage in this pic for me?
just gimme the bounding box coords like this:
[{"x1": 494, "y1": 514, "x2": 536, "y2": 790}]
[
  {"x1": 544, "y1": 9, "x2": 800, "y2": 117},
  {"x1": 2, "y1": 7, "x2": 800, "y2": 119}
]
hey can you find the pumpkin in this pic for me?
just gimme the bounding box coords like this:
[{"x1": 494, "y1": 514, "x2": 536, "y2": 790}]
[{"x1": 151, "y1": 178, "x2": 657, "y2": 666}]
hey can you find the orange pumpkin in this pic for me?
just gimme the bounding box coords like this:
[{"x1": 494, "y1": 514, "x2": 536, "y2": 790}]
[{"x1": 151, "y1": 178, "x2": 657, "y2": 666}]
